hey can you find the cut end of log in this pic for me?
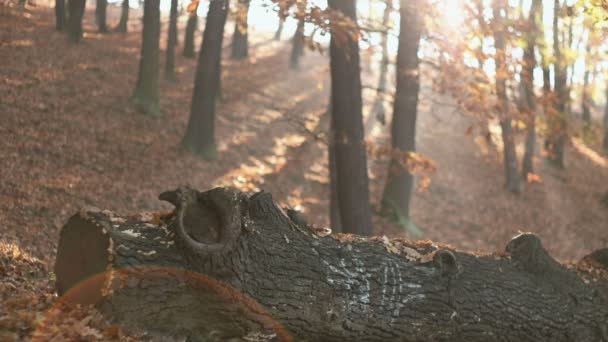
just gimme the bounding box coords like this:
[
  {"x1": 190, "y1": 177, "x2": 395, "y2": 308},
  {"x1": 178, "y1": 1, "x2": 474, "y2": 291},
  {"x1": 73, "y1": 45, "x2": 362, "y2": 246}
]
[{"x1": 54, "y1": 213, "x2": 111, "y2": 305}]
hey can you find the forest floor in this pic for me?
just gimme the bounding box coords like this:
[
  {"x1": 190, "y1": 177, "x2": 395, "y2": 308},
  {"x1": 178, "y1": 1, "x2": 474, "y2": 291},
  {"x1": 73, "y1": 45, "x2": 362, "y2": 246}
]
[{"x1": 1, "y1": 1, "x2": 608, "y2": 339}]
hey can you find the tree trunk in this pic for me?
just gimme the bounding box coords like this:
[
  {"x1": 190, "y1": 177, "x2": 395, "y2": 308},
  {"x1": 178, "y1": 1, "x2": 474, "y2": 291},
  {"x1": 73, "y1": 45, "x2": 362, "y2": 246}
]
[
  {"x1": 55, "y1": 0, "x2": 65, "y2": 31},
  {"x1": 370, "y1": 0, "x2": 391, "y2": 125},
  {"x1": 96, "y1": 0, "x2": 108, "y2": 33},
  {"x1": 521, "y1": 0, "x2": 541, "y2": 179},
  {"x1": 182, "y1": 2, "x2": 199, "y2": 58},
  {"x1": 230, "y1": 0, "x2": 250, "y2": 60},
  {"x1": 116, "y1": 0, "x2": 129, "y2": 33},
  {"x1": 274, "y1": 16, "x2": 284, "y2": 40},
  {"x1": 582, "y1": 44, "x2": 591, "y2": 138},
  {"x1": 165, "y1": 0, "x2": 179, "y2": 79},
  {"x1": 54, "y1": 187, "x2": 608, "y2": 341},
  {"x1": 131, "y1": 0, "x2": 161, "y2": 117},
  {"x1": 327, "y1": 0, "x2": 373, "y2": 236},
  {"x1": 289, "y1": 17, "x2": 305, "y2": 70},
  {"x1": 381, "y1": 0, "x2": 422, "y2": 220},
  {"x1": 493, "y1": 0, "x2": 520, "y2": 193},
  {"x1": 181, "y1": 0, "x2": 229, "y2": 160},
  {"x1": 546, "y1": 0, "x2": 567, "y2": 167},
  {"x1": 66, "y1": 0, "x2": 86, "y2": 43},
  {"x1": 326, "y1": 102, "x2": 342, "y2": 234}
]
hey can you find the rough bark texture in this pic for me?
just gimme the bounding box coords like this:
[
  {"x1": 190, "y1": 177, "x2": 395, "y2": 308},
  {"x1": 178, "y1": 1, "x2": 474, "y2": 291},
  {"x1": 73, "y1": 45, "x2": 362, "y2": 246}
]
[
  {"x1": 230, "y1": 0, "x2": 250, "y2": 60},
  {"x1": 131, "y1": 0, "x2": 161, "y2": 117},
  {"x1": 521, "y1": 0, "x2": 541, "y2": 179},
  {"x1": 546, "y1": 0, "x2": 567, "y2": 168},
  {"x1": 381, "y1": 0, "x2": 422, "y2": 220},
  {"x1": 116, "y1": 0, "x2": 129, "y2": 33},
  {"x1": 289, "y1": 17, "x2": 305, "y2": 70},
  {"x1": 181, "y1": 0, "x2": 229, "y2": 159},
  {"x1": 165, "y1": 0, "x2": 179, "y2": 79},
  {"x1": 327, "y1": 0, "x2": 373, "y2": 236},
  {"x1": 96, "y1": 0, "x2": 108, "y2": 33},
  {"x1": 55, "y1": 0, "x2": 65, "y2": 31},
  {"x1": 54, "y1": 186, "x2": 608, "y2": 341},
  {"x1": 182, "y1": 2, "x2": 199, "y2": 58},
  {"x1": 492, "y1": 0, "x2": 520, "y2": 193},
  {"x1": 67, "y1": 0, "x2": 86, "y2": 43}
]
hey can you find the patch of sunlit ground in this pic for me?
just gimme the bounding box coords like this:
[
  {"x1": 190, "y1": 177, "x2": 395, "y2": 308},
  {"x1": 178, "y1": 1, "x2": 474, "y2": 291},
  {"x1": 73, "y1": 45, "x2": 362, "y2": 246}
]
[{"x1": 571, "y1": 137, "x2": 607, "y2": 168}]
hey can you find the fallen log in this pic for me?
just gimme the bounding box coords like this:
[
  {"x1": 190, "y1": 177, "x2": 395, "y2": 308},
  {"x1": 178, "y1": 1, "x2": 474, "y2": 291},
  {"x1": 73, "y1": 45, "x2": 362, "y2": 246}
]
[{"x1": 54, "y1": 187, "x2": 608, "y2": 341}]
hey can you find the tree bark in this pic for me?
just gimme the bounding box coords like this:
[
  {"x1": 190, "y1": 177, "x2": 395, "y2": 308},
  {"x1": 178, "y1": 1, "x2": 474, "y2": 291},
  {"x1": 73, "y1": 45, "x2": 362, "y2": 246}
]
[
  {"x1": 546, "y1": 0, "x2": 567, "y2": 168},
  {"x1": 131, "y1": 0, "x2": 161, "y2": 117},
  {"x1": 289, "y1": 17, "x2": 305, "y2": 70},
  {"x1": 604, "y1": 85, "x2": 608, "y2": 154},
  {"x1": 54, "y1": 187, "x2": 608, "y2": 341},
  {"x1": 381, "y1": 0, "x2": 422, "y2": 220},
  {"x1": 326, "y1": 102, "x2": 342, "y2": 234},
  {"x1": 67, "y1": 0, "x2": 86, "y2": 43},
  {"x1": 521, "y1": 0, "x2": 541, "y2": 179},
  {"x1": 274, "y1": 16, "x2": 285, "y2": 40},
  {"x1": 181, "y1": 0, "x2": 229, "y2": 159},
  {"x1": 327, "y1": 0, "x2": 373, "y2": 236},
  {"x1": 96, "y1": 0, "x2": 108, "y2": 33},
  {"x1": 116, "y1": 0, "x2": 129, "y2": 33},
  {"x1": 230, "y1": 0, "x2": 250, "y2": 60},
  {"x1": 182, "y1": 2, "x2": 199, "y2": 58},
  {"x1": 492, "y1": 0, "x2": 520, "y2": 193},
  {"x1": 55, "y1": 0, "x2": 65, "y2": 31},
  {"x1": 582, "y1": 44, "x2": 591, "y2": 138},
  {"x1": 165, "y1": 0, "x2": 179, "y2": 79}
]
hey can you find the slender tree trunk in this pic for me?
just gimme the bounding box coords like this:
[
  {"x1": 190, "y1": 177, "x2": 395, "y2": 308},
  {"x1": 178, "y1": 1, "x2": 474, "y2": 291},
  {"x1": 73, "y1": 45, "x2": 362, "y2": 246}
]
[
  {"x1": 165, "y1": 0, "x2": 179, "y2": 79},
  {"x1": 381, "y1": 0, "x2": 422, "y2": 219},
  {"x1": 327, "y1": 0, "x2": 373, "y2": 236},
  {"x1": 521, "y1": 0, "x2": 541, "y2": 179},
  {"x1": 116, "y1": 0, "x2": 129, "y2": 33},
  {"x1": 371, "y1": 0, "x2": 391, "y2": 125},
  {"x1": 182, "y1": 0, "x2": 229, "y2": 159},
  {"x1": 289, "y1": 17, "x2": 305, "y2": 70},
  {"x1": 274, "y1": 16, "x2": 284, "y2": 40},
  {"x1": 547, "y1": 0, "x2": 567, "y2": 167},
  {"x1": 131, "y1": 0, "x2": 161, "y2": 117},
  {"x1": 230, "y1": 0, "x2": 250, "y2": 60},
  {"x1": 96, "y1": 0, "x2": 108, "y2": 33},
  {"x1": 582, "y1": 44, "x2": 592, "y2": 138},
  {"x1": 55, "y1": 0, "x2": 65, "y2": 31},
  {"x1": 67, "y1": 0, "x2": 86, "y2": 43},
  {"x1": 493, "y1": 0, "x2": 520, "y2": 193},
  {"x1": 182, "y1": 2, "x2": 199, "y2": 58}
]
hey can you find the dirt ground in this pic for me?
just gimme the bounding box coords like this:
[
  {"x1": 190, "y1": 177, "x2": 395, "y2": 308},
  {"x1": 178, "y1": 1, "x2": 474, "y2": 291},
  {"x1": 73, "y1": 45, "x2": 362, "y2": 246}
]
[{"x1": 1, "y1": 0, "x2": 606, "y2": 275}]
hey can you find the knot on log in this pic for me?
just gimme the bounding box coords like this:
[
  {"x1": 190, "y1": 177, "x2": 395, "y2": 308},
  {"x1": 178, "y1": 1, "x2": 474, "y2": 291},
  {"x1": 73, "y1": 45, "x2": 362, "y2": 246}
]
[
  {"x1": 505, "y1": 233, "x2": 553, "y2": 274},
  {"x1": 433, "y1": 249, "x2": 459, "y2": 277},
  {"x1": 159, "y1": 187, "x2": 245, "y2": 255}
]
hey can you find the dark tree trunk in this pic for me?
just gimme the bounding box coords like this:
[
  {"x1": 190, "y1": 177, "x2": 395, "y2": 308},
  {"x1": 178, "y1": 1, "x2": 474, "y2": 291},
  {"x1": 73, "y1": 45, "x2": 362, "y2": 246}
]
[
  {"x1": 165, "y1": 0, "x2": 179, "y2": 79},
  {"x1": 274, "y1": 16, "x2": 284, "y2": 40},
  {"x1": 326, "y1": 103, "x2": 342, "y2": 234},
  {"x1": 289, "y1": 17, "x2": 305, "y2": 70},
  {"x1": 96, "y1": 0, "x2": 108, "y2": 33},
  {"x1": 327, "y1": 0, "x2": 373, "y2": 236},
  {"x1": 381, "y1": 0, "x2": 422, "y2": 220},
  {"x1": 55, "y1": 0, "x2": 65, "y2": 31},
  {"x1": 182, "y1": 2, "x2": 199, "y2": 58},
  {"x1": 493, "y1": 0, "x2": 520, "y2": 193},
  {"x1": 131, "y1": 0, "x2": 161, "y2": 117},
  {"x1": 116, "y1": 0, "x2": 129, "y2": 33},
  {"x1": 521, "y1": 0, "x2": 541, "y2": 179},
  {"x1": 66, "y1": 0, "x2": 86, "y2": 43},
  {"x1": 546, "y1": 0, "x2": 567, "y2": 167},
  {"x1": 181, "y1": 0, "x2": 229, "y2": 159},
  {"x1": 54, "y1": 187, "x2": 608, "y2": 341},
  {"x1": 370, "y1": 0, "x2": 391, "y2": 125},
  {"x1": 582, "y1": 47, "x2": 591, "y2": 138},
  {"x1": 230, "y1": 0, "x2": 250, "y2": 60}
]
